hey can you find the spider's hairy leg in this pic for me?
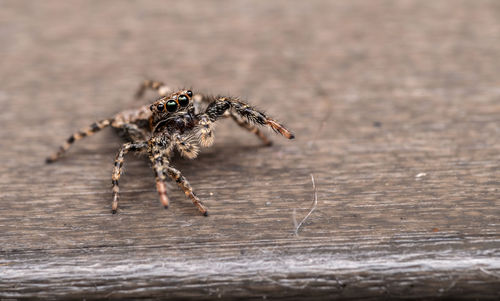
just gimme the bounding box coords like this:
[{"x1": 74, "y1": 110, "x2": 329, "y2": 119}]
[
  {"x1": 46, "y1": 118, "x2": 113, "y2": 163},
  {"x1": 201, "y1": 97, "x2": 295, "y2": 141},
  {"x1": 166, "y1": 166, "x2": 208, "y2": 216},
  {"x1": 192, "y1": 94, "x2": 272, "y2": 144},
  {"x1": 117, "y1": 123, "x2": 148, "y2": 142},
  {"x1": 228, "y1": 98, "x2": 295, "y2": 139},
  {"x1": 229, "y1": 112, "x2": 273, "y2": 146},
  {"x1": 111, "y1": 142, "x2": 147, "y2": 214},
  {"x1": 149, "y1": 137, "x2": 173, "y2": 209},
  {"x1": 135, "y1": 79, "x2": 172, "y2": 99}
]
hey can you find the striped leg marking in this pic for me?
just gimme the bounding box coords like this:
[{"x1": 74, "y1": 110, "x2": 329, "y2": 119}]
[
  {"x1": 167, "y1": 166, "x2": 208, "y2": 216},
  {"x1": 149, "y1": 138, "x2": 171, "y2": 209},
  {"x1": 46, "y1": 119, "x2": 113, "y2": 163},
  {"x1": 111, "y1": 142, "x2": 147, "y2": 214},
  {"x1": 204, "y1": 97, "x2": 295, "y2": 140},
  {"x1": 229, "y1": 112, "x2": 272, "y2": 146}
]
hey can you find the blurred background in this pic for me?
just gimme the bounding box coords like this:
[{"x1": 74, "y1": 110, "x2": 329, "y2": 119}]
[{"x1": 1, "y1": 1, "x2": 499, "y2": 140}]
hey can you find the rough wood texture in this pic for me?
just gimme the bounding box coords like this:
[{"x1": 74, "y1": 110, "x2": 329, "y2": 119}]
[{"x1": 1, "y1": 0, "x2": 499, "y2": 299}]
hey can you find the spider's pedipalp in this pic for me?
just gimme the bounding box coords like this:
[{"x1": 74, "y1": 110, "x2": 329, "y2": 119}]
[
  {"x1": 172, "y1": 133, "x2": 200, "y2": 159},
  {"x1": 197, "y1": 114, "x2": 215, "y2": 147},
  {"x1": 46, "y1": 118, "x2": 113, "y2": 163}
]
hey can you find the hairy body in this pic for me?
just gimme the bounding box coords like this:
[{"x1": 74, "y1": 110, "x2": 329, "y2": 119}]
[{"x1": 47, "y1": 80, "x2": 294, "y2": 215}]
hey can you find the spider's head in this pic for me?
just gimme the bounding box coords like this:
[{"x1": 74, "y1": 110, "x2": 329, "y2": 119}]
[
  {"x1": 150, "y1": 89, "x2": 194, "y2": 117},
  {"x1": 149, "y1": 89, "x2": 196, "y2": 133}
]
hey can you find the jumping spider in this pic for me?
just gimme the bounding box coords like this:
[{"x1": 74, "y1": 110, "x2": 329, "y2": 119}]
[{"x1": 46, "y1": 80, "x2": 294, "y2": 215}]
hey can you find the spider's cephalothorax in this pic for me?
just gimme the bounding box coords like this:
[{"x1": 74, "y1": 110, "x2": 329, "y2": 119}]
[
  {"x1": 149, "y1": 89, "x2": 196, "y2": 132},
  {"x1": 46, "y1": 80, "x2": 294, "y2": 215}
]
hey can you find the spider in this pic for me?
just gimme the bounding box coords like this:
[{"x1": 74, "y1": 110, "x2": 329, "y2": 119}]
[{"x1": 46, "y1": 80, "x2": 294, "y2": 215}]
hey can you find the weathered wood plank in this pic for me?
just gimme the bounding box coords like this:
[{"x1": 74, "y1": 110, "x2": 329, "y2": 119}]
[{"x1": 0, "y1": 0, "x2": 499, "y2": 299}]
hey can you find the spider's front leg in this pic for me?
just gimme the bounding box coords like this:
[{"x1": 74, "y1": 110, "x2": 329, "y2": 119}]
[
  {"x1": 229, "y1": 112, "x2": 273, "y2": 146},
  {"x1": 46, "y1": 118, "x2": 113, "y2": 163},
  {"x1": 166, "y1": 166, "x2": 208, "y2": 216},
  {"x1": 196, "y1": 97, "x2": 294, "y2": 147},
  {"x1": 148, "y1": 137, "x2": 174, "y2": 210},
  {"x1": 111, "y1": 142, "x2": 147, "y2": 213},
  {"x1": 149, "y1": 137, "x2": 208, "y2": 215}
]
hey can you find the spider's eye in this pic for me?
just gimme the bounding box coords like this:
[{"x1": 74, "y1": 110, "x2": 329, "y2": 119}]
[
  {"x1": 156, "y1": 103, "x2": 164, "y2": 112},
  {"x1": 178, "y1": 95, "x2": 189, "y2": 107},
  {"x1": 186, "y1": 90, "x2": 193, "y2": 97},
  {"x1": 166, "y1": 100, "x2": 178, "y2": 112},
  {"x1": 149, "y1": 104, "x2": 154, "y2": 111}
]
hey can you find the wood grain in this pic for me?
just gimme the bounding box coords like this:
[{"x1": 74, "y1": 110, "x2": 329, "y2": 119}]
[{"x1": 0, "y1": 0, "x2": 499, "y2": 299}]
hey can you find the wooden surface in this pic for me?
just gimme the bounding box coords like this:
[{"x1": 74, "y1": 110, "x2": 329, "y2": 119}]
[{"x1": 1, "y1": 0, "x2": 499, "y2": 299}]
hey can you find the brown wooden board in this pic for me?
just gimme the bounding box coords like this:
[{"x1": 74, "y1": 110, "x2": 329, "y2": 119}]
[{"x1": 0, "y1": 0, "x2": 499, "y2": 299}]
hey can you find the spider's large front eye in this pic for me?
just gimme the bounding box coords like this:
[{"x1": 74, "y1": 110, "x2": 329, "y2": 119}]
[
  {"x1": 186, "y1": 90, "x2": 193, "y2": 97},
  {"x1": 178, "y1": 95, "x2": 189, "y2": 107},
  {"x1": 156, "y1": 103, "x2": 164, "y2": 112},
  {"x1": 166, "y1": 100, "x2": 178, "y2": 112}
]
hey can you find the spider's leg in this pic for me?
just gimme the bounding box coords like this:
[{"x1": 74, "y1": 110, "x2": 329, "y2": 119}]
[
  {"x1": 111, "y1": 142, "x2": 147, "y2": 213},
  {"x1": 135, "y1": 80, "x2": 172, "y2": 99},
  {"x1": 46, "y1": 118, "x2": 113, "y2": 163},
  {"x1": 117, "y1": 123, "x2": 148, "y2": 142},
  {"x1": 221, "y1": 97, "x2": 294, "y2": 139},
  {"x1": 229, "y1": 112, "x2": 273, "y2": 146},
  {"x1": 149, "y1": 137, "x2": 173, "y2": 209},
  {"x1": 150, "y1": 135, "x2": 205, "y2": 215},
  {"x1": 196, "y1": 97, "x2": 294, "y2": 146},
  {"x1": 166, "y1": 166, "x2": 208, "y2": 216}
]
